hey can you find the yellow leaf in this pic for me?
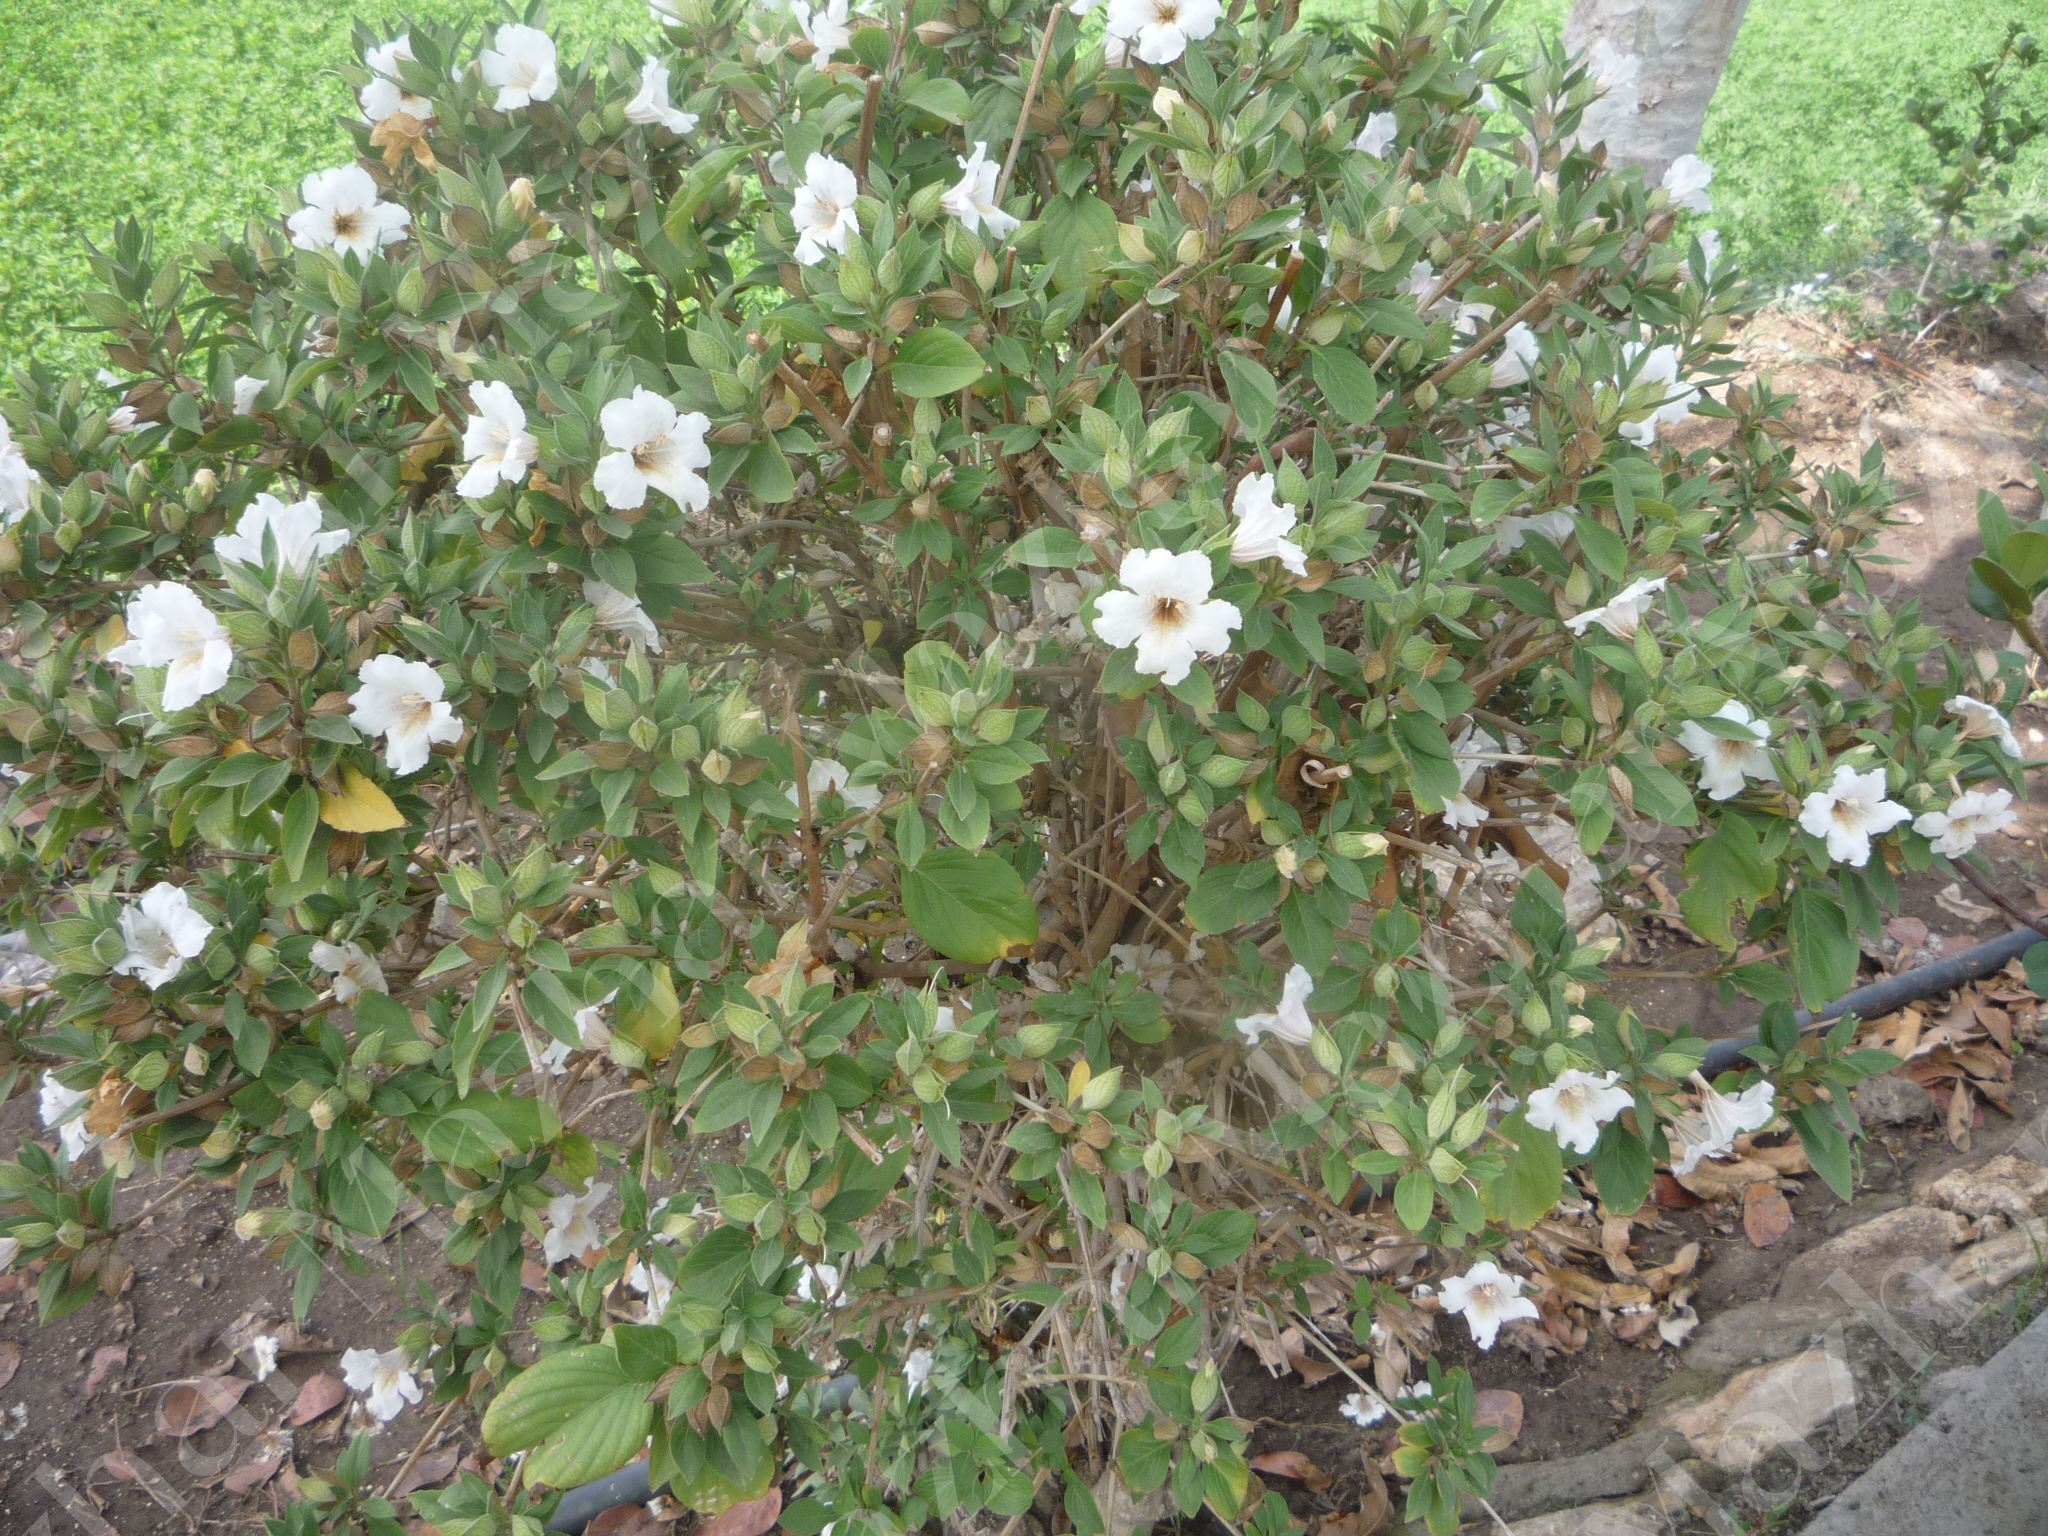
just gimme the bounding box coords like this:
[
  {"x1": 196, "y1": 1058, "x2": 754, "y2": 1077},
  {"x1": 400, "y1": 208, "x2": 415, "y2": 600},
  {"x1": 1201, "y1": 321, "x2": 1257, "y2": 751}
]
[{"x1": 319, "y1": 765, "x2": 405, "y2": 832}]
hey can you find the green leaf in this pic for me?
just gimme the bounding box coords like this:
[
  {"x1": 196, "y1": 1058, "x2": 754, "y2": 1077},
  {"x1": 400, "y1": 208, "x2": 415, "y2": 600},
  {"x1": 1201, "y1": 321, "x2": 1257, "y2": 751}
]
[
  {"x1": 1008, "y1": 526, "x2": 1089, "y2": 568},
  {"x1": 901, "y1": 75, "x2": 971, "y2": 123},
  {"x1": 1790, "y1": 884, "x2": 1857, "y2": 1009},
  {"x1": 1393, "y1": 711, "x2": 1460, "y2": 810},
  {"x1": 1216, "y1": 352, "x2": 1278, "y2": 441},
  {"x1": 892, "y1": 327, "x2": 987, "y2": 398},
  {"x1": 1308, "y1": 347, "x2": 1378, "y2": 428},
  {"x1": 613, "y1": 1324, "x2": 678, "y2": 1381},
  {"x1": 1680, "y1": 815, "x2": 1775, "y2": 949},
  {"x1": 1181, "y1": 1208, "x2": 1255, "y2": 1266},
  {"x1": 480, "y1": 1345, "x2": 653, "y2": 1489},
  {"x1": 1497, "y1": 1114, "x2": 1565, "y2": 1224},
  {"x1": 1621, "y1": 753, "x2": 1698, "y2": 827},
  {"x1": 1788, "y1": 1100, "x2": 1855, "y2": 1200},
  {"x1": 1970, "y1": 555, "x2": 2033, "y2": 621},
  {"x1": 325, "y1": 1145, "x2": 402, "y2": 1236},
  {"x1": 1589, "y1": 1123, "x2": 1653, "y2": 1215},
  {"x1": 1999, "y1": 529, "x2": 2048, "y2": 590},
  {"x1": 1393, "y1": 1168, "x2": 1436, "y2": 1231},
  {"x1": 678, "y1": 1223, "x2": 755, "y2": 1295},
  {"x1": 901, "y1": 848, "x2": 1038, "y2": 962},
  {"x1": 1184, "y1": 859, "x2": 1281, "y2": 933},
  {"x1": 280, "y1": 785, "x2": 320, "y2": 880},
  {"x1": 743, "y1": 440, "x2": 795, "y2": 503},
  {"x1": 1039, "y1": 193, "x2": 1118, "y2": 293}
]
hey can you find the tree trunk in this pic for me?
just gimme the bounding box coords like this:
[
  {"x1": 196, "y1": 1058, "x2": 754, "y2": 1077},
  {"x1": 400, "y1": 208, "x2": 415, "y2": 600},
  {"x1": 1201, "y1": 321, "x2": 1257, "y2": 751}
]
[{"x1": 1564, "y1": 0, "x2": 1751, "y2": 185}]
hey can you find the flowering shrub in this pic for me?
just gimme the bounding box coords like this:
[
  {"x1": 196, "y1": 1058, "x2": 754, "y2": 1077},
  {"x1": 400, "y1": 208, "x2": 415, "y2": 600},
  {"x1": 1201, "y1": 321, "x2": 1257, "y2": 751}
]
[{"x1": 0, "y1": 0, "x2": 2024, "y2": 1532}]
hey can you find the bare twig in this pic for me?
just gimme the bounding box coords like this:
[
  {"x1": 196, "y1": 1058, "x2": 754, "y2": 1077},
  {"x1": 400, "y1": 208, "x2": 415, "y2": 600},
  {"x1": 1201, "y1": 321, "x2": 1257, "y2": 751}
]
[{"x1": 998, "y1": 7, "x2": 1063, "y2": 205}]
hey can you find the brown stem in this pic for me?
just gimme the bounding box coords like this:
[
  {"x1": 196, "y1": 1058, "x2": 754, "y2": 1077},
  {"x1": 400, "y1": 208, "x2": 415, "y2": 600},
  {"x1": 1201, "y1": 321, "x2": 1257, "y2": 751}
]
[
  {"x1": 1374, "y1": 213, "x2": 1542, "y2": 368},
  {"x1": 1424, "y1": 280, "x2": 1558, "y2": 391},
  {"x1": 998, "y1": 7, "x2": 1063, "y2": 206},
  {"x1": 123, "y1": 1079, "x2": 246, "y2": 1135},
  {"x1": 854, "y1": 74, "x2": 884, "y2": 189},
  {"x1": 783, "y1": 680, "x2": 827, "y2": 951},
  {"x1": 1256, "y1": 252, "x2": 1305, "y2": 350},
  {"x1": 1073, "y1": 264, "x2": 1192, "y2": 373},
  {"x1": 1946, "y1": 857, "x2": 2048, "y2": 944}
]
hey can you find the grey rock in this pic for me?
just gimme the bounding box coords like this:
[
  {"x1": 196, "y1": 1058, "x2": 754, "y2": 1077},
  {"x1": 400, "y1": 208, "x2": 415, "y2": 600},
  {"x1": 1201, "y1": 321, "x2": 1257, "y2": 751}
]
[
  {"x1": 1503, "y1": 1498, "x2": 1666, "y2": 1535},
  {"x1": 1477, "y1": 1427, "x2": 1694, "y2": 1523},
  {"x1": 1974, "y1": 366, "x2": 2006, "y2": 397},
  {"x1": 1919, "y1": 1365, "x2": 1976, "y2": 1409},
  {"x1": 1799, "y1": 1307, "x2": 2048, "y2": 1536},
  {"x1": 1666, "y1": 1348, "x2": 1858, "y2": 1473},
  {"x1": 1774, "y1": 1204, "x2": 1973, "y2": 1310},
  {"x1": 1853, "y1": 1074, "x2": 1936, "y2": 1127},
  {"x1": 1685, "y1": 1298, "x2": 1850, "y2": 1373}
]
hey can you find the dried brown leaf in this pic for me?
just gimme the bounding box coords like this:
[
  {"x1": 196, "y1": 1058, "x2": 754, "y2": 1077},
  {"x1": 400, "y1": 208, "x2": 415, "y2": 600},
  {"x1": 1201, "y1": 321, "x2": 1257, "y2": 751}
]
[
  {"x1": 1743, "y1": 1183, "x2": 1794, "y2": 1248},
  {"x1": 1473, "y1": 1388, "x2": 1524, "y2": 1449},
  {"x1": 157, "y1": 1374, "x2": 252, "y2": 1437},
  {"x1": 0, "y1": 1341, "x2": 18, "y2": 1391},
  {"x1": 694, "y1": 1486, "x2": 780, "y2": 1536},
  {"x1": 224, "y1": 1429, "x2": 293, "y2": 1495},
  {"x1": 84, "y1": 1345, "x2": 127, "y2": 1395},
  {"x1": 287, "y1": 1373, "x2": 347, "y2": 1426},
  {"x1": 1250, "y1": 1450, "x2": 1331, "y2": 1490}
]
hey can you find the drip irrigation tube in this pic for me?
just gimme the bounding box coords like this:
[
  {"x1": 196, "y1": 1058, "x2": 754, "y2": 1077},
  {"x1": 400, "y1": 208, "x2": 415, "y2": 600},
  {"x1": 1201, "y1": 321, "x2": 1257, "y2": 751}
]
[{"x1": 1698, "y1": 924, "x2": 2042, "y2": 1076}]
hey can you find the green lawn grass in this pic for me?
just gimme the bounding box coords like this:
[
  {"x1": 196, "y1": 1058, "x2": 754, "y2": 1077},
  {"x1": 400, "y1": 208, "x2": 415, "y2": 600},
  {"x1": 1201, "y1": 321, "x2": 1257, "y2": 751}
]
[{"x1": 2, "y1": 0, "x2": 2045, "y2": 376}]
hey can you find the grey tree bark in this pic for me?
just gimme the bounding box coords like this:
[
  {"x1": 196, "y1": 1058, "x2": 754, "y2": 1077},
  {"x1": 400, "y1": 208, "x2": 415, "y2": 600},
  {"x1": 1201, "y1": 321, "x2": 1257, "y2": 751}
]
[{"x1": 1564, "y1": 0, "x2": 1751, "y2": 185}]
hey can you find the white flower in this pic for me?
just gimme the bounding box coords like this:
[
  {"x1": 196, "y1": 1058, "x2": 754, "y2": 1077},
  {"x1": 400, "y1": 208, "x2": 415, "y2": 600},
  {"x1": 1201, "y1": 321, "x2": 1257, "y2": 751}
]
[
  {"x1": 1104, "y1": 32, "x2": 1133, "y2": 66},
  {"x1": 1092, "y1": 548, "x2": 1242, "y2": 686},
  {"x1": 529, "y1": 1035, "x2": 571, "y2": 1076},
  {"x1": 543, "y1": 1181, "x2": 611, "y2": 1265},
  {"x1": 0, "y1": 1237, "x2": 18, "y2": 1271},
  {"x1": 349, "y1": 655, "x2": 464, "y2": 776},
  {"x1": 1104, "y1": 0, "x2": 1221, "y2": 66},
  {"x1": 1441, "y1": 793, "x2": 1487, "y2": 830},
  {"x1": 362, "y1": 36, "x2": 433, "y2": 122},
  {"x1": 791, "y1": 154, "x2": 862, "y2": 265},
  {"x1": 1663, "y1": 153, "x2": 1713, "y2": 214},
  {"x1": 39, "y1": 1073, "x2": 95, "y2": 1161},
  {"x1": 626, "y1": 1254, "x2": 674, "y2": 1316},
  {"x1": 214, "y1": 493, "x2": 349, "y2": 575},
  {"x1": 456, "y1": 381, "x2": 538, "y2": 498},
  {"x1": 1340, "y1": 1391, "x2": 1387, "y2": 1428},
  {"x1": 0, "y1": 414, "x2": 37, "y2": 525},
  {"x1": 793, "y1": 0, "x2": 852, "y2": 59},
  {"x1": 1228, "y1": 472, "x2": 1308, "y2": 576},
  {"x1": 1110, "y1": 942, "x2": 1175, "y2": 994},
  {"x1": 250, "y1": 1336, "x2": 281, "y2": 1383},
  {"x1": 1493, "y1": 509, "x2": 1574, "y2": 555},
  {"x1": 1668, "y1": 1072, "x2": 1776, "y2": 1174},
  {"x1": 107, "y1": 405, "x2": 141, "y2": 435},
  {"x1": 584, "y1": 579, "x2": 663, "y2": 652},
  {"x1": 1695, "y1": 229, "x2": 1724, "y2": 277},
  {"x1": 231, "y1": 375, "x2": 266, "y2": 415},
  {"x1": 1587, "y1": 39, "x2": 1640, "y2": 95},
  {"x1": 1438, "y1": 1261, "x2": 1540, "y2": 1350},
  {"x1": 1397, "y1": 1378, "x2": 1434, "y2": 1403},
  {"x1": 1617, "y1": 342, "x2": 1698, "y2": 447},
  {"x1": 340, "y1": 1347, "x2": 422, "y2": 1422},
  {"x1": 903, "y1": 1348, "x2": 935, "y2": 1396},
  {"x1": 1798, "y1": 763, "x2": 1911, "y2": 868},
  {"x1": 1236, "y1": 963, "x2": 1314, "y2": 1047},
  {"x1": 1915, "y1": 787, "x2": 2019, "y2": 858},
  {"x1": 287, "y1": 167, "x2": 410, "y2": 259},
  {"x1": 625, "y1": 57, "x2": 698, "y2": 133},
  {"x1": 1524, "y1": 1069, "x2": 1633, "y2": 1155},
  {"x1": 106, "y1": 583, "x2": 234, "y2": 711},
  {"x1": 1564, "y1": 575, "x2": 1666, "y2": 641},
  {"x1": 310, "y1": 940, "x2": 388, "y2": 1003},
  {"x1": 575, "y1": 990, "x2": 618, "y2": 1050},
  {"x1": 1442, "y1": 725, "x2": 1497, "y2": 829},
  {"x1": 808, "y1": 757, "x2": 882, "y2": 812},
  {"x1": 796, "y1": 1261, "x2": 848, "y2": 1306},
  {"x1": 480, "y1": 24, "x2": 559, "y2": 111},
  {"x1": 1351, "y1": 111, "x2": 1398, "y2": 159},
  {"x1": 1677, "y1": 701, "x2": 1777, "y2": 801},
  {"x1": 111, "y1": 883, "x2": 213, "y2": 990},
  {"x1": 942, "y1": 143, "x2": 1020, "y2": 242},
  {"x1": 1490, "y1": 322, "x2": 1540, "y2": 388},
  {"x1": 1944, "y1": 696, "x2": 2022, "y2": 758},
  {"x1": 1401, "y1": 258, "x2": 1438, "y2": 303},
  {"x1": 593, "y1": 388, "x2": 711, "y2": 512}
]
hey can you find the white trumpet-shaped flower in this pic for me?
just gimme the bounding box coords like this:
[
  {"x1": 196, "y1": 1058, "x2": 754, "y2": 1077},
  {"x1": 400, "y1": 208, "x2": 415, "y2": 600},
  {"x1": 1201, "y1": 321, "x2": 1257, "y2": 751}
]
[
  {"x1": 793, "y1": 0, "x2": 852, "y2": 58},
  {"x1": 1091, "y1": 548, "x2": 1242, "y2": 687},
  {"x1": 309, "y1": 940, "x2": 389, "y2": 1004},
  {"x1": 1228, "y1": 472, "x2": 1308, "y2": 576},
  {"x1": 214, "y1": 493, "x2": 349, "y2": 575},
  {"x1": 1663, "y1": 153, "x2": 1713, "y2": 213},
  {"x1": 0, "y1": 413, "x2": 37, "y2": 524},
  {"x1": 584, "y1": 579, "x2": 663, "y2": 652},
  {"x1": 348, "y1": 655, "x2": 464, "y2": 776},
  {"x1": 1492, "y1": 509, "x2": 1574, "y2": 555},
  {"x1": 1677, "y1": 701, "x2": 1777, "y2": 802},
  {"x1": 626, "y1": 1253, "x2": 674, "y2": 1317},
  {"x1": 1944, "y1": 696, "x2": 2022, "y2": 758},
  {"x1": 593, "y1": 388, "x2": 711, "y2": 512},
  {"x1": 1439, "y1": 1261, "x2": 1540, "y2": 1350},
  {"x1": 1524, "y1": 1068, "x2": 1634, "y2": 1155},
  {"x1": 287, "y1": 167, "x2": 410, "y2": 259},
  {"x1": 808, "y1": 757, "x2": 883, "y2": 812},
  {"x1": 1587, "y1": 39, "x2": 1640, "y2": 96},
  {"x1": 574, "y1": 990, "x2": 619, "y2": 1051},
  {"x1": 1914, "y1": 787, "x2": 2019, "y2": 858},
  {"x1": 1618, "y1": 342, "x2": 1699, "y2": 447},
  {"x1": 1236, "y1": 963, "x2": 1314, "y2": 1047},
  {"x1": 112, "y1": 883, "x2": 214, "y2": 990},
  {"x1": 942, "y1": 143, "x2": 1020, "y2": 241},
  {"x1": 107, "y1": 583, "x2": 234, "y2": 711},
  {"x1": 1798, "y1": 763, "x2": 1910, "y2": 868},
  {"x1": 1668, "y1": 1072, "x2": 1776, "y2": 1174},
  {"x1": 1351, "y1": 111, "x2": 1398, "y2": 159},
  {"x1": 1104, "y1": 0, "x2": 1221, "y2": 66},
  {"x1": 481, "y1": 24, "x2": 559, "y2": 111},
  {"x1": 903, "y1": 1348, "x2": 935, "y2": 1396},
  {"x1": 1564, "y1": 575, "x2": 1666, "y2": 641},
  {"x1": 340, "y1": 1346, "x2": 422, "y2": 1422},
  {"x1": 456, "y1": 381, "x2": 538, "y2": 498},
  {"x1": 625, "y1": 57, "x2": 698, "y2": 133},
  {"x1": 39, "y1": 1073, "x2": 95, "y2": 1161},
  {"x1": 232, "y1": 375, "x2": 266, "y2": 415},
  {"x1": 791, "y1": 154, "x2": 861, "y2": 265},
  {"x1": 1442, "y1": 725, "x2": 1497, "y2": 829},
  {"x1": 362, "y1": 35, "x2": 432, "y2": 122},
  {"x1": 1490, "y1": 322, "x2": 1540, "y2": 388},
  {"x1": 543, "y1": 1181, "x2": 611, "y2": 1264}
]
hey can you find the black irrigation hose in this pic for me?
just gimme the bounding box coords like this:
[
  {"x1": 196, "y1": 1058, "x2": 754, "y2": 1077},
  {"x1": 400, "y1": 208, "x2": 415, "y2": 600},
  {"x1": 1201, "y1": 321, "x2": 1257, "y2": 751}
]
[
  {"x1": 1698, "y1": 924, "x2": 2043, "y2": 1075},
  {"x1": 545, "y1": 933, "x2": 2046, "y2": 1528}
]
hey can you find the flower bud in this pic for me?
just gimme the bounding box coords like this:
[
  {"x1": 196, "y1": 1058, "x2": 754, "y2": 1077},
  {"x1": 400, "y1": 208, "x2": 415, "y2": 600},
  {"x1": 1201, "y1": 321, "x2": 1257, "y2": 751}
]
[
  {"x1": 1016, "y1": 1022, "x2": 1061, "y2": 1058},
  {"x1": 185, "y1": 467, "x2": 218, "y2": 513},
  {"x1": 1025, "y1": 394, "x2": 1053, "y2": 426},
  {"x1": 507, "y1": 177, "x2": 537, "y2": 220},
  {"x1": 308, "y1": 1093, "x2": 339, "y2": 1130},
  {"x1": 1175, "y1": 228, "x2": 1205, "y2": 266},
  {"x1": 973, "y1": 247, "x2": 999, "y2": 294},
  {"x1": 1333, "y1": 829, "x2": 1387, "y2": 859},
  {"x1": 395, "y1": 266, "x2": 427, "y2": 314},
  {"x1": 1077, "y1": 1065, "x2": 1122, "y2": 1112},
  {"x1": 1567, "y1": 1013, "x2": 1596, "y2": 1036},
  {"x1": 838, "y1": 245, "x2": 874, "y2": 306},
  {"x1": 907, "y1": 181, "x2": 948, "y2": 224},
  {"x1": 0, "y1": 532, "x2": 20, "y2": 574},
  {"x1": 1373, "y1": 963, "x2": 1399, "y2": 998},
  {"x1": 184, "y1": 1044, "x2": 208, "y2": 1075},
  {"x1": 235, "y1": 1212, "x2": 274, "y2": 1242},
  {"x1": 1191, "y1": 1359, "x2": 1220, "y2": 1413},
  {"x1": 125, "y1": 460, "x2": 151, "y2": 503},
  {"x1": 1274, "y1": 845, "x2": 1300, "y2": 880},
  {"x1": 1310, "y1": 1027, "x2": 1341, "y2": 1075},
  {"x1": 203, "y1": 1125, "x2": 238, "y2": 1159},
  {"x1": 700, "y1": 748, "x2": 731, "y2": 783}
]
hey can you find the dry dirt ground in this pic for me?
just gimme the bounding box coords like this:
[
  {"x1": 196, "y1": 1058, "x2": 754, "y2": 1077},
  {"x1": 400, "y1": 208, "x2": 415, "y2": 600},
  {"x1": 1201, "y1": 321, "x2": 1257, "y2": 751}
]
[{"x1": 6, "y1": 300, "x2": 2048, "y2": 1536}]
